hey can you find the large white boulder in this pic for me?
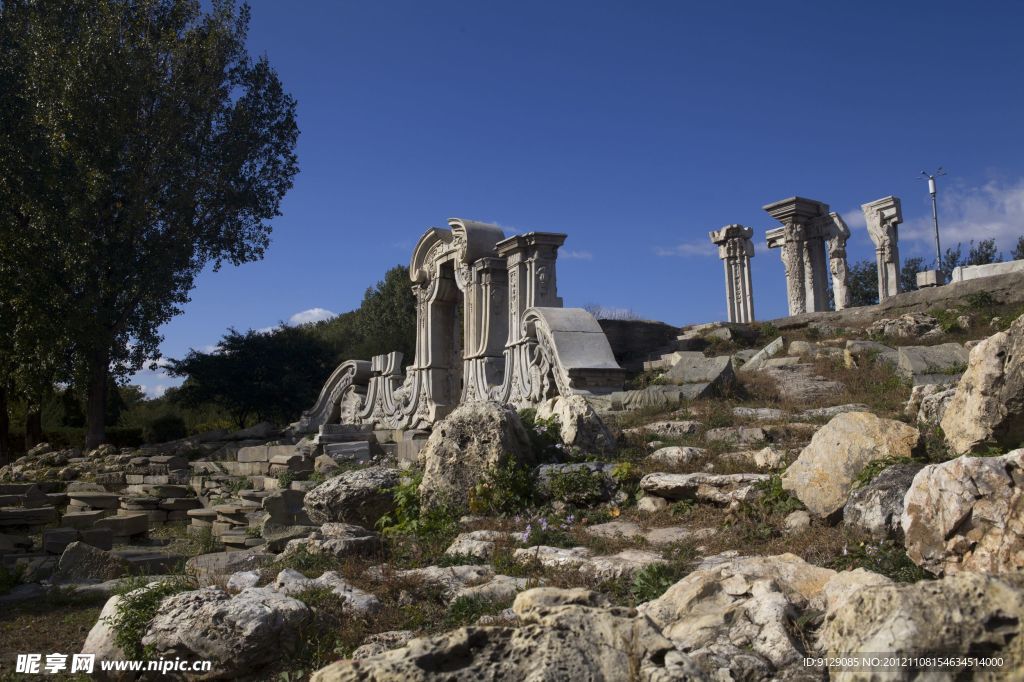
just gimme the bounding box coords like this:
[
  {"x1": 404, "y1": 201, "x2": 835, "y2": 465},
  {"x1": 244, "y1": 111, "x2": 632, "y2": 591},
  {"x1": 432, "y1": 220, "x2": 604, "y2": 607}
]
[
  {"x1": 819, "y1": 571, "x2": 1024, "y2": 675},
  {"x1": 417, "y1": 402, "x2": 534, "y2": 511},
  {"x1": 781, "y1": 412, "x2": 919, "y2": 518},
  {"x1": 303, "y1": 466, "x2": 399, "y2": 526},
  {"x1": 638, "y1": 553, "x2": 840, "y2": 680},
  {"x1": 142, "y1": 586, "x2": 310, "y2": 678},
  {"x1": 533, "y1": 394, "x2": 614, "y2": 453}
]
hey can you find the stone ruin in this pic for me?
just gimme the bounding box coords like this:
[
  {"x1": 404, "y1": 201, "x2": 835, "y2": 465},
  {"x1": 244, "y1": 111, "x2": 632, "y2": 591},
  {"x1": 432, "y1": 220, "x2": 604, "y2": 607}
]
[
  {"x1": 862, "y1": 195, "x2": 903, "y2": 302},
  {"x1": 293, "y1": 219, "x2": 626, "y2": 438},
  {"x1": 709, "y1": 225, "x2": 755, "y2": 323},
  {"x1": 764, "y1": 196, "x2": 852, "y2": 315},
  {"x1": 708, "y1": 194, "x2": 920, "y2": 319}
]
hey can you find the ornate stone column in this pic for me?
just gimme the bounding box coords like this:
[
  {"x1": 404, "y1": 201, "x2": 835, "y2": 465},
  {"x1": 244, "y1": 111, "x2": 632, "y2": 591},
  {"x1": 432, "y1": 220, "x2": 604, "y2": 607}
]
[
  {"x1": 494, "y1": 232, "x2": 566, "y2": 403},
  {"x1": 708, "y1": 225, "x2": 755, "y2": 323},
  {"x1": 764, "y1": 197, "x2": 833, "y2": 315},
  {"x1": 462, "y1": 256, "x2": 509, "y2": 401},
  {"x1": 822, "y1": 212, "x2": 852, "y2": 310},
  {"x1": 862, "y1": 196, "x2": 903, "y2": 301}
]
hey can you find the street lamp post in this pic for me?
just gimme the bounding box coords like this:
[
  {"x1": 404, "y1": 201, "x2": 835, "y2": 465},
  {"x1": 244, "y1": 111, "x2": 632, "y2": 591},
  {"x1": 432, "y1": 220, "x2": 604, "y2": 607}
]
[{"x1": 921, "y1": 168, "x2": 946, "y2": 269}]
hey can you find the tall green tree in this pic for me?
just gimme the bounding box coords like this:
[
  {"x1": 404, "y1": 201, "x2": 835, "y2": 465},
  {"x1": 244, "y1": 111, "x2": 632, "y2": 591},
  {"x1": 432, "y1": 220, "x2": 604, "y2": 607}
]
[
  {"x1": 353, "y1": 265, "x2": 418, "y2": 361},
  {"x1": 0, "y1": 0, "x2": 298, "y2": 447},
  {"x1": 966, "y1": 238, "x2": 1002, "y2": 266}
]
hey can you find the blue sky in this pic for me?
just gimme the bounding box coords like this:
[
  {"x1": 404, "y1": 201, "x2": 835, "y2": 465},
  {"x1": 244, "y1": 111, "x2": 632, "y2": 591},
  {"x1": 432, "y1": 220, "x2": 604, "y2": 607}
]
[{"x1": 136, "y1": 0, "x2": 1024, "y2": 396}]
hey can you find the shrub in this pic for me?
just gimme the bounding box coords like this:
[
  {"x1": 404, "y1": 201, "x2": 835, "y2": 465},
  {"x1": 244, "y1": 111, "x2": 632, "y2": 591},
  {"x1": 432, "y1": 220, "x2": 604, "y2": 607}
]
[
  {"x1": 519, "y1": 408, "x2": 564, "y2": 460},
  {"x1": 0, "y1": 564, "x2": 23, "y2": 595},
  {"x1": 751, "y1": 475, "x2": 804, "y2": 516},
  {"x1": 851, "y1": 457, "x2": 911, "y2": 490},
  {"x1": 143, "y1": 414, "x2": 187, "y2": 444},
  {"x1": 376, "y1": 471, "x2": 458, "y2": 542},
  {"x1": 273, "y1": 545, "x2": 342, "y2": 578},
  {"x1": 631, "y1": 561, "x2": 690, "y2": 604},
  {"x1": 107, "y1": 575, "x2": 195, "y2": 658},
  {"x1": 546, "y1": 467, "x2": 608, "y2": 505},
  {"x1": 468, "y1": 461, "x2": 536, "y2": 515}
]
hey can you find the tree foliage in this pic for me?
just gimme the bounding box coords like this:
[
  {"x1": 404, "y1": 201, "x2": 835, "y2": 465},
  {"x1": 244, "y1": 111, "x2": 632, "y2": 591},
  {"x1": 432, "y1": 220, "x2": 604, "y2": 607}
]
[
  {"x1": 847, "y1": 260, "x2": 879, "y2": 308},
  {"x1": 900, "y1": 256, "x2": 925, "y2": 293},
  {"x1": 966, "y1": 239, "x2": 1002, "y2": 266},
  {"x1": 0, "y1": 0, "x2": 298, "y2": 447},
  {"x1": 168, "y1": 326, "x2": 336, "y2": 428},
  {"x1": 1013, "y1": 236, "x2": 1024, "y2": 262},
  {"x1": 167, "y1": 265, "x2": 417, "y2": 427}
]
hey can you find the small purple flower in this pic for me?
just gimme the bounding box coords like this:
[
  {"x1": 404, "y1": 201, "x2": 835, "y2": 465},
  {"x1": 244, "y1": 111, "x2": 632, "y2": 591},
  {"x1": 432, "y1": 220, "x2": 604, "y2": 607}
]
[{"x1": 539, "y1": 517, "x2": 549, "y2": 531}]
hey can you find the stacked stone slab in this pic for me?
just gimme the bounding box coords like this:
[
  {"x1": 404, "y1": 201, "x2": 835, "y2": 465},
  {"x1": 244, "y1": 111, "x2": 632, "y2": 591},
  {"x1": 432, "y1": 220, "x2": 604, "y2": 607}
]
[
  {"x1": 118, "y1": 484, "x2": 201, "y2": 527},
  {"x1": 211, "y1": 501, "x2": 265, "y2": 551},
  {"x1": 709, "y1": 225, "x2": 756, "y2": 323},
  {"x1": 124, "y1": 454, "x2": 191, "y2": 486}
]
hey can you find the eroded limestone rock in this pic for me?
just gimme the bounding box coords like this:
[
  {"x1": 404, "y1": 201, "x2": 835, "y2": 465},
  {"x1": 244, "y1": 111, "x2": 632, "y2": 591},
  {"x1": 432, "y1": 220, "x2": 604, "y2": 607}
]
[
  {"x1": 781, "y1": 412, "x2": 919, "y2": 518},
  {"x1": 819, "y1": 571, "x2": 1024, "y2": 677},
  {"x1": 417, "y1": 402, "x2": 534, "y2": 511},
  {"x1": 141, "y1": 587, "x2": 311, "y2": 678},
  {"x1": 843, "y1": 463, "x2": 924, "y2": 539},
  {"x1": 310, "y1": 587, "x2": 692, "y2": 681},
  {"x1": 303, "y1": 466, "x2": 399, "y2": 526},
  {"x1": 941, "y1": 315, "x2": 1024, "y2": 455},
  {"x1": 902, "y1": 451, "x2": 1024, "y2": 575}
]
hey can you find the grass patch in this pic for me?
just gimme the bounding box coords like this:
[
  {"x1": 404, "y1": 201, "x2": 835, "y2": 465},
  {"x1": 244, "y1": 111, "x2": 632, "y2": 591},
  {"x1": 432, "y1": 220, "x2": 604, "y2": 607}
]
[
  {"x1": 444, "y1": 595, "x2": 514, "y2": 628},
  {"x1": 828, "y1": 538, "x2": 930, "y2": 583},
  {"x1": 630, "y1": 544, "x2": 696, "y2": 603},
  {"x1": 851, "y1": 457, "x2": 912, "y2": 490}
]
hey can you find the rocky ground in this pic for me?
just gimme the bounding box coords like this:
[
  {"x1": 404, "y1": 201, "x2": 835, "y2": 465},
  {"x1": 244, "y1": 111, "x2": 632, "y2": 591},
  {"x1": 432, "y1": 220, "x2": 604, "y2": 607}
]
[{"x1": 2, "y1": 294, "x2": 1024, "y2": 681}]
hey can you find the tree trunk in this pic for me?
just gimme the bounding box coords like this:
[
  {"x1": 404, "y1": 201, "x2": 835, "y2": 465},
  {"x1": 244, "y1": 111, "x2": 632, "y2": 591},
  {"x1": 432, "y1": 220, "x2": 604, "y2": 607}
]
[
  {"x1": 25, "y1": 408, "x2": 43, "y2": 449},
  {"x1": 85, "y1": 349, "x2": 110, "y2": 449},
  {"x1": 0, "y1": 387, "x2": 9, "y2": 465}
]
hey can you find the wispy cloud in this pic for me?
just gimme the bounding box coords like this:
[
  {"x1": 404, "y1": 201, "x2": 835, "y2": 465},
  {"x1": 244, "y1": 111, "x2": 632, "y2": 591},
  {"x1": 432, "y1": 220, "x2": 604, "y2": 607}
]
[
  {"x1": 139, "y1": 384, "x2": 168, "y2": 399},
  {"x1": 841, "y1": 208, "x2": 868, "y2": 229},
  {"x1": 655, "y1": 241, "x2": 716, "y2": 258},
  {"x1": 561, "y1": 249, "x2": 593, "y2": 260},
  {"x1": 289, "y1": 307, "x2": 337, "y2": 325},
  {"x1": 901, "y1": 177, "x2": 1024, "y2": 253}
]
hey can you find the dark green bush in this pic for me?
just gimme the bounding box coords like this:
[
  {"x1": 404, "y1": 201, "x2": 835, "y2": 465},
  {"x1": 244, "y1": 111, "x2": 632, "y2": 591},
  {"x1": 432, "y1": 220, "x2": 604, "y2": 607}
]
[{"x1": 143, "y1": 414, "x2": 187, "y2": 444}]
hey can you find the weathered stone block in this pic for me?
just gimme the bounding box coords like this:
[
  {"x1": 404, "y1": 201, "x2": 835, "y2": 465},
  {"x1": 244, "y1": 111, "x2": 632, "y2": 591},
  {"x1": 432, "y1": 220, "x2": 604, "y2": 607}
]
[
  {"x1": 0, "y1": 506, "x2": 59, "y2": 527},
  {"x1": 43, "y1": 527, "x2": 80, "y2": 554},
  {"x1": 94, "y1": 512, "x2": 149, "y2": 537}
]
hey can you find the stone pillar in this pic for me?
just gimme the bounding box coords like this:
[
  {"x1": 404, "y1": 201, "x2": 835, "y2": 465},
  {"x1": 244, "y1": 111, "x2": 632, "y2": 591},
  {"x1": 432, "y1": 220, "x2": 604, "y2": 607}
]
[
  {"x1": 862, "y1": 196, "x2": 903, "y2": 301},
  {"x1": 495, "y1": 232, "x2": 567, "y2": 346},
  {"x1": 824, "y1": 212, "x2": 852, "y2": 310},
  {"x1": 764, "y1": 197, "x2": 832, "y2": 315},
  {"x1": 462, "y1": 256, "x2": 509, "y2": 401},
  {"x1": 709, "y1": 225, "x2": 755, "y2": 323}
]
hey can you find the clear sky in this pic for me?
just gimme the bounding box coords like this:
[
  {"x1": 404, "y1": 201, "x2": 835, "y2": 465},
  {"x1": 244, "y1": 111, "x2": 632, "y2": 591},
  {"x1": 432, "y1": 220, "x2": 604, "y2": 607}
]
[{"x1": 135, "y1": 0, "x2": 1024, "y2": 396}]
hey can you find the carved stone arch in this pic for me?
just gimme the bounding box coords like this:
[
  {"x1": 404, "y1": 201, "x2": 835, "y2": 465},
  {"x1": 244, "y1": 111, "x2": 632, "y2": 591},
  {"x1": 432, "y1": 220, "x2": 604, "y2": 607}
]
[
  {"x1": 410, "y1": 227, "x2": 454, "y2": 284},
  {"x1": 448, "y1": 218, "x2": 506, "y2": 264},
  {"x1": 290, "y1": 360, "x2": 371, "y2": 434}
]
